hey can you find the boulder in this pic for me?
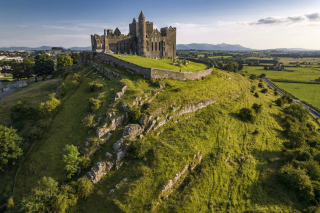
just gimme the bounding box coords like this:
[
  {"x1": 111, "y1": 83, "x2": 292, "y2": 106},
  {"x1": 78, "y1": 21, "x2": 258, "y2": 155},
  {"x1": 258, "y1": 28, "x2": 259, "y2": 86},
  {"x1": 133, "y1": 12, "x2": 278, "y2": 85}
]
[{"x1": 122, "y1": 124, "x2": 143, "y2": 138}]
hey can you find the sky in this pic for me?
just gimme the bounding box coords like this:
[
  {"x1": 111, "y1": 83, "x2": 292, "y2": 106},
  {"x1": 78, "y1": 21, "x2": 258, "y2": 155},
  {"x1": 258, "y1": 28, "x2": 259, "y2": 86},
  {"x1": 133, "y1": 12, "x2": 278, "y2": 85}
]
[{"x1": 0, "y1": 0, "x2": 320, "y2": 49}]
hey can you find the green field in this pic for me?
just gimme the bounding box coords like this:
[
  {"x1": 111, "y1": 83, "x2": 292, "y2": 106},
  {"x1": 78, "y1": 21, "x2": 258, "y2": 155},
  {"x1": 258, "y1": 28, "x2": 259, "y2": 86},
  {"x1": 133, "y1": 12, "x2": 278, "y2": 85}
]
[
  {"x1": 246, "y1": 57, "x2": 320, "y2": 66},
  {"x1": 243, "y1": 66, "x2": 320, "y2": 81},
  {"x1": 114, "y1": 54, "x2": 209, "y2": 72},
  {"x1": 274, "y1": 82, "x2": 320, "y2": 108}
]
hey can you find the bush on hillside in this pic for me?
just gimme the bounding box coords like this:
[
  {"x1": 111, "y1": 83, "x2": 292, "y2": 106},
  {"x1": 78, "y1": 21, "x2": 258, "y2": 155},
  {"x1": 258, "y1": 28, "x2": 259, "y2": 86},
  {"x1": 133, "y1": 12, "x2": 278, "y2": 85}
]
[
  {"x1": 77, "y1": 177, "x2": 94, "y2": 199},
  {"x1": 89, "y1": 98, "x2": 101, "y2": 112},
  {"x1": 258, "y1": 82, "x2": 264, "y2": 88},
  {"x1": 72, "y1": 73, "x2": 82, "y2": 87},
  {"x1": 261, "y1": 88, "x2": 268, "y2": 93},
  {"x1": 274, "y1": 91, "x2": 279, "y2": 96},
  {"x1": 239, "y1": 108, "x2": 256, "y2": 123},
  {"x1": 89, "y1": 80, "x2": 103, "y2": 92},
  {"x1": 39, "y1": 93, "x2": 61, "y2": 116},
  {"x1": 254, "y1": 92, "x2": 259, "y2": 98},
  {"x1": 252, "y1": 103, "x2": 263, "y2": 114},
  {"x1": 294, "y1": 160, "x2": 320, "y2": 181},
  {"x1": 249, "y1": 74, "x2": 257, "y2": 80},
  {"x1": 251, "y1": 85, "x2": 256, "y2": 91},
  {"x1": 283, "y1": 103, "x2": 309, "y2": 124},
  {"x1": 62, "y1": 144, "x2": 82, "y2": 179},
  {"x1": 128, "y1": 105, "x2": 141, "y2": 122},
  {"x1": 83, "y1": 114, "x2": 95, "y2": 129},
  {"x1": 60, "y1": 83, "x2": 66, "y2": 97},
  {"x1": 11, "y1": 101, "x2": 38, "y2": 121},
  {"x1": 0, "y1": 125, "x2": 23, "y2": 170},
  {"x1": 280, "y1": 163, "x2": 314, "y2": 201},
  {"x1": 21, "y1": 177, "x2": 59, "y2": 212},
  {"x1": 276, "y1": 98, "x2": 284, "y2": 107}
]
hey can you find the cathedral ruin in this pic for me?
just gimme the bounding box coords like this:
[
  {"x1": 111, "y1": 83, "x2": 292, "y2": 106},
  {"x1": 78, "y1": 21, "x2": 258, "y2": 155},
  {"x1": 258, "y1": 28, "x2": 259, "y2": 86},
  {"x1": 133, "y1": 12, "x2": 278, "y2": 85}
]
[{"x1": 91, "y1": 11, "x2": 176, "y2": 58}]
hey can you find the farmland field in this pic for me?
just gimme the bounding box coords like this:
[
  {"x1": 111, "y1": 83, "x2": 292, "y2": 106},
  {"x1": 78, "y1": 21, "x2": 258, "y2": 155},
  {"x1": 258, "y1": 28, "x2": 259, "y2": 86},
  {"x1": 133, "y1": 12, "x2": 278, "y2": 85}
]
[
  {"x1": 274, "y1": 82, "x2": 320, "y2": 108},
  {"x1": 243, "y1": 66, "x2": 320, "y2": 81},
  {"x1": 246, "y1": 57, "x2": 320, "y2": 66}
]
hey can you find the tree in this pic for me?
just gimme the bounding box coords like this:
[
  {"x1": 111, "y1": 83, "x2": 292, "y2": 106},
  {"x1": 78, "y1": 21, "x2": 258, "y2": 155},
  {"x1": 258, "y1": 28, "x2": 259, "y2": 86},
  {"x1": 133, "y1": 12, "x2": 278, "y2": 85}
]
[
  {"x1": 252, "y1": 103, "x2": 263, "y2": 114},
  {"x1": 21, "y1": 177, "x2": 59, "y2": 213},
  {"x1": 258, "y1": 82, "x2": 264, "y2": 88},
  {"x1": 57, "y1": 55, "x2": 73, "y2": 68},
  {"x1": 89, "y1": 98, "x2": 101, "y2": 112},
  {"x1": 39, "y1": 93, "x2": 61, "y2": 116},
  {"x1": 71, "y1": 53, "x2": 79, "y2": 64},
  {"x1": 264, "y1": 66, "x2": 269, "y2": 70},
  {"x1": 0, "y1": 125, "x2": 23, "y2": 170},
  {"x1": 51, "y1": 184, "x2": 77, "y2": 213},
  {"x1": 62, "y1": 144, "x2": 81, "y2": 178},
  {"x1": 77, "y1": 177, "x2": 94, "y2": 199},
  {"x1": 34, "y1": 54, "x2": 55, "y2": 76},
  {"x1": 260, "y1": 73, "x2": 266, "y2": 78},
  {"x1": 89, "y1": 81, "x2": 103, "y2": 92},
  {"x1": 249, "y1": 74, "x2": 257, "y2": 80},
  {"x1": 283, "y1": 104, "x2": 309, "y2": 124}
]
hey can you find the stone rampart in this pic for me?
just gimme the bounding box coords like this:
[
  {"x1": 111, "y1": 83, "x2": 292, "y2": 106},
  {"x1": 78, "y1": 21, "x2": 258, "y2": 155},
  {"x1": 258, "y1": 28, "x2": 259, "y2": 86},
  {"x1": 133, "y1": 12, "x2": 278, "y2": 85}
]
[{"x1": 85, "y1": 53, "x2": 213, "y2": 81}]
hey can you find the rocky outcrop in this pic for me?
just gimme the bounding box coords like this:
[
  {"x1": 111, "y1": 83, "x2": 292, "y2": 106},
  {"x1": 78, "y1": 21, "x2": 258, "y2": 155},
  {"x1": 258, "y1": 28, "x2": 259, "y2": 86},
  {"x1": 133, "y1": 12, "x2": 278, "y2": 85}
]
[
  {"x1": 87, "y1": 161, "x2": 113, "y2": 183},
  {"x1": 145, "y1": 120, "x2": 156, "y2": 134},
  {"x1": 113, "y1": 136, "x2": 128, "y2": 152},
  {"x1": 122, "y1": 124, "x2": 144, "y2": 138},
  {"x1": 161, "y1": 152, "x2": 202, "y2": 197},
  {"x1": 96, "y1": 115, "x2": 125, "y2": 138},
  {"x1": 115, "y1": 85, "x2": 127, "y2": 100}
]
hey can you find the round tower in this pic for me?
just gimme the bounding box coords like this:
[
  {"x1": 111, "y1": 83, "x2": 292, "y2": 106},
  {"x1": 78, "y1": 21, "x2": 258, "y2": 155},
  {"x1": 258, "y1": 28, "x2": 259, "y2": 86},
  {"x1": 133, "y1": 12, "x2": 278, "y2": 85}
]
[{"x1": 138, "y1": 11, "x2": 147, "y2": 56}]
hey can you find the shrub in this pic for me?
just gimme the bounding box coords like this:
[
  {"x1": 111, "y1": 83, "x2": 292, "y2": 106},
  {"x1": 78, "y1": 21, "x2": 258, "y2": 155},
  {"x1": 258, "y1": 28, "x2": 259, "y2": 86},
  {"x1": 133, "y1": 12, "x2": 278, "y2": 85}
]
[
  {"x1": 42, "y1": 75, "x2": 47, "y2": 81},
  {"x1": 89, "y1": 98, "x2": 101, "y2": 112},
  {"x1": 21, "y1": 177, "x2": 59, "y2": 212},
  {"x1": 252, "y1": 103, "x2": 263, "y2": 114},
  {"x1": 11, "y1": 101, "x2": 38, "y2": 121},
  {"x1": 274, "y1": 91, "x2": 279, "y2": 96},
  {"x1": 60, "y1": 83, "x2": 66, "y2": 97},
  {"x1": 295, "y1": 160, "x2": 320, "y2": 181},
  {"x1": 239, "y1": 108, "x2": 256, "y2": 123},
  {"x1": 39, "y1": 93, "x2": 61, "y2": 116},
  {"x1": 261, "y1": 73, "x2": 266, "y2": 77},
  {"x1": 77, "y1": 177, "x2": 94, "y2": 199},
  {"x1": 251, "y1": 85, "x2": 256, "y2": 91},
  {"x1": 259, "y1": 79, "x2": 263, "y2": 82},
  {"x1": 51, "y1": 184, "x2": 77, "y2": 213},
  {"x1": 254, "y1": 92, "x2": 259, "y2": 98},
  {"x1": 128, "y1": 106, "x2": 141, "y2": 122},
  {"x1": 89, "y1": 80, "x2": 103, "y2": 92},
  {"x1": 7, "y1": 197, "x2": 14, "y2": 209},
  {"x1": 0, "y1": 125, "x2": 23, "y2": 170},
  {"x1": 130, "y1": 139, "x2": 152, "y2": 159},
  {"x1": 258, "y1": 82, "x2": 264, "y2": 88},
  {"x1": 72, "y1": 73, "x2": 82, "y2": 87},
  {"x1": 282, "y1": 94, "x2": 293, "y2": 104},
  {"x1": 62, "y1": 145, "x2": 81, "y2": 179},
  {"x1": 83, "y1": 114, "x2": 95, "y2": 128},
  {"x1": 80, "y1": 156, "x2": 91, "y2": 169},
  {"x1": 276, "y1": 98, "x2": 284, "y2": 107},
  {"x1": 280, "y1": 163, "x2": 314, "y2": 201},
  {"x1": 261, "y1": 88, "x2": 268, "y2": 93},
  {"x1": 249, "y1": 74, "x2": 257, "y2": 80},
  {"x1": 283, "y1": 104, "x2": 309, "y2": 123}
]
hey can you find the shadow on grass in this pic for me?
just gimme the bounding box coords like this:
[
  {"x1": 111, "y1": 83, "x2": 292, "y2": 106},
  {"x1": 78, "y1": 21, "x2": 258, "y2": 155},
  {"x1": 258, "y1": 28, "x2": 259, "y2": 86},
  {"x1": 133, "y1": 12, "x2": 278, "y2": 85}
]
[{"x1": 248, "y1": 149, "x2": 307, "y2": 210}]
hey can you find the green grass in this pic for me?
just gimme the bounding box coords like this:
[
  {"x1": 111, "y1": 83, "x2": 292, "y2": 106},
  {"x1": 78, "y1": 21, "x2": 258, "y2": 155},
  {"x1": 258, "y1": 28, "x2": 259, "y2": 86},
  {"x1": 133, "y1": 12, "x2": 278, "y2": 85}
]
[
  {"x1": 245, "y1": 57, "x2": 320, "y2": 66},
  {"x1": 113, "y1": 54, "x2": 210, "y2": 72},
  {"x1": 8, "y1": 60, "x2": 319, "y2": 212},
  {"x1": 208, "y1": 55, "x2": 232, "y2": 59},
  {"x1": 274, "y1": 82, "x2": 320, "y2": 108},
  {"x1": 243, "y1": 66, "x2": 320, "y2": 81}
]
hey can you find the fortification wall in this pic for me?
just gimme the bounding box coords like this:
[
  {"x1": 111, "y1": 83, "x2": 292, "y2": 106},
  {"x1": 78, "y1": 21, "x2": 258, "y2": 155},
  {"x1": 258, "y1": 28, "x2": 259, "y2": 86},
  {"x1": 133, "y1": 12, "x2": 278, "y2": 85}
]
[
  {"x1": 97, "y1": 54, "x2": 152, "y2": 78},
  {"x1": 86, "y1": 53, "x2": 212, "y2": 81}
]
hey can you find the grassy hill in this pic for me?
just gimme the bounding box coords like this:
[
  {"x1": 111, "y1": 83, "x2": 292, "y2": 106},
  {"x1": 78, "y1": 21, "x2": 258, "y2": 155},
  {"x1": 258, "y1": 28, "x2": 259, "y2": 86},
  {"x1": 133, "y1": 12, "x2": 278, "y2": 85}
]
[{"x1": 1, "y1": 56, "x2": 320, "y2": 212}]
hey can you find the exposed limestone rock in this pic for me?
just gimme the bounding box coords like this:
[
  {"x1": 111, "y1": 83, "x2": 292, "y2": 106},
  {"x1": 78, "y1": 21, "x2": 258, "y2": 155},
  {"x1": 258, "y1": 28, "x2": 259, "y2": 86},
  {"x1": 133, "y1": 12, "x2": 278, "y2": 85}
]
[
  {"x1": 113, "y1": 136, "x2": 128, "y2": 152},
  {"x1": 96, "y1": 115, "x2": 125, "y2": 138},
  {"x1": 172, "y1": 105, "x2": 181, "y2": 112},
  {"x1": 169, "y1": 99, "x2": 217, "y2": 120},
  {"x1": 139, "y1": 116, "x2": 148, "y2": 126},
  {"x1": 122, "y1": 124, "x2": 143, "y2": 138},
  {"x1": 116, "y1": 151, "x2": 126, "y2": 164},
  {"x1": 154, "y1": 120, "x2": 166, "y2": 130},
  {"x1": 105, "y1": 152, "x2": 113, "y2": 159},
  {"x1": 145, "y1": 120, "x2": 156, "y2": 133},
  {"x1": 87, "y1": 162, "x2": 107, "y2": 183},
  {"x1": 121, "y1": 102, "x2": 128, "y2": 112}
]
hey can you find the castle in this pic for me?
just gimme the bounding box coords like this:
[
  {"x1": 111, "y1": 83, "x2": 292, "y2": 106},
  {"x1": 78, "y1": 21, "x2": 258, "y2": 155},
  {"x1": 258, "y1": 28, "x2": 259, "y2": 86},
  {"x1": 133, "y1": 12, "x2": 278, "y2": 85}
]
[{"x1": 91, "y1": 11, "x2": 176, "y2": 58}]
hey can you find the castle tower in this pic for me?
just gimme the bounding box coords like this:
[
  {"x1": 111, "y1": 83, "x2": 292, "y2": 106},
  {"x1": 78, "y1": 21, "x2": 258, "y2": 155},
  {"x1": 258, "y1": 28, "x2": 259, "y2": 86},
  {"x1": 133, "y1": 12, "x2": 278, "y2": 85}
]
[
  {"x1": 103, "y1": 29, "x2": 110, "y2": 53},
  {"x1": 138, "y1": 11, "x2": 147, "y2": 56}
]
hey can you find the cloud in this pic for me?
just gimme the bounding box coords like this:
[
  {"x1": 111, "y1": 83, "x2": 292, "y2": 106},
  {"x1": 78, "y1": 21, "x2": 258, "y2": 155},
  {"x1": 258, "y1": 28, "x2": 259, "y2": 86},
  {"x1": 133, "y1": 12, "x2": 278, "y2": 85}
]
[
  {"x1": 306, "y1": 12, "x2": 320, "y2": 21},
  {"x1": 249, "y1": 13, "x2": 319, "y2": 25}
]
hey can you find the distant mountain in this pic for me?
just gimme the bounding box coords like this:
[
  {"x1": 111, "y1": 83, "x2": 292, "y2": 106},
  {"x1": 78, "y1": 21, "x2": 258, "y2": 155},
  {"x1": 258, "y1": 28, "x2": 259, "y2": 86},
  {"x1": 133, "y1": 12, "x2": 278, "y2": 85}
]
[
  {"x1": 0, "y1": 46, "x2": 91, "y2": 51},
  {"x1": 176, "y1": 43, "x2": 254, "y2": 51},
  {"x1": 268, "y1": 48, "x2": 318, "y2": 52}
]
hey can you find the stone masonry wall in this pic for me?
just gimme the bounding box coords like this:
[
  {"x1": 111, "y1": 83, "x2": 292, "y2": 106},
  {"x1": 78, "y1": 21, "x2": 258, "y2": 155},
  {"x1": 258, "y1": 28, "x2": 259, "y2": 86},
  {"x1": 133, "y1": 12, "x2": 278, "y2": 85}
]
[{"x1": 95, "y1": 53, "x2": 213, "y2": 81}]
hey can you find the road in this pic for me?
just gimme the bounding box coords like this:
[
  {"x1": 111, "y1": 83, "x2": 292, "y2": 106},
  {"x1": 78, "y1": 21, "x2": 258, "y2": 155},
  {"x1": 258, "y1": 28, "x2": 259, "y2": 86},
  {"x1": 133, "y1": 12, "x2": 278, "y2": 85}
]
[
  {"x1": 261, "y1": 78, "x2": 320, "y2": 120},
  {"x1": 0, "y1": 78, "x2": 41, "y2": 100}
]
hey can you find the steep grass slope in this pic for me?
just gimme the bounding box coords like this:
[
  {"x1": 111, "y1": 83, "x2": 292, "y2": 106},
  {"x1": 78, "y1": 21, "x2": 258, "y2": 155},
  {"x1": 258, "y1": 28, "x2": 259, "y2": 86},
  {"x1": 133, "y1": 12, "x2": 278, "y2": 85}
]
[{"x1": 9, "y1": 59, "x2": 319, "y2": 212}]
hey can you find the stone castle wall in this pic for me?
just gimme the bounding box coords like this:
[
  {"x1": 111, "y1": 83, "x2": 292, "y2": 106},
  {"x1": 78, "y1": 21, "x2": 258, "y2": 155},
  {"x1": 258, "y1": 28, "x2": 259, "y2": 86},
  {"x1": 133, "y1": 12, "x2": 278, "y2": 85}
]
[{"x1": 88, "y1": 53, "x2": 213, "y2": 81}]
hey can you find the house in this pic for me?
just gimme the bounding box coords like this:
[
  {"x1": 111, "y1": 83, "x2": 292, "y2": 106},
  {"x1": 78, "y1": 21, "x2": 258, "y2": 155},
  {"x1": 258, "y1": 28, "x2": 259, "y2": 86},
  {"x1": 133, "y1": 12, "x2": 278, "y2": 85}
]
[{"x1": 7, "y1": 57, "x2": 23, "y2": 62}]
